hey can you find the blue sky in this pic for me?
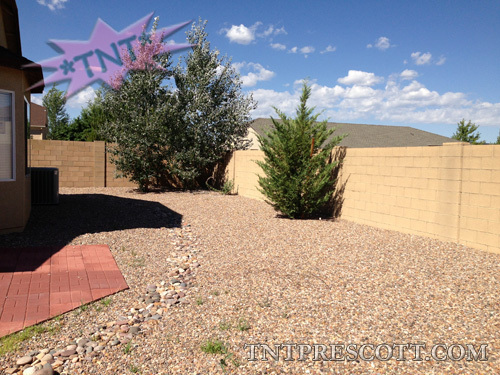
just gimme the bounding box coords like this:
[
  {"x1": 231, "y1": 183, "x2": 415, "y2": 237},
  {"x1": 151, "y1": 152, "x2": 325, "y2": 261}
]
[{"x1": 18, "y1": 0, "x2": 500, "y2": 142}]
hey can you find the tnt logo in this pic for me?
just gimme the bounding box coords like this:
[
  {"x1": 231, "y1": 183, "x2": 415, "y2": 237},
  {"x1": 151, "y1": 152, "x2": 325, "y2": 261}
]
[{"x1": 27, "y1": 13, "x2": 192, "y2": 97}]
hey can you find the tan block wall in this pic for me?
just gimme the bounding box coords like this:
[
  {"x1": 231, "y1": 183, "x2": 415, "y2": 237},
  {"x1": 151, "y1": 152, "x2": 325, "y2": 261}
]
[
  {"x1": 226, "y1": 143, "x2": 500, "y2": 254},
  {"x1": 29, "y1": 140, "x2": 137, "y2": 188}
]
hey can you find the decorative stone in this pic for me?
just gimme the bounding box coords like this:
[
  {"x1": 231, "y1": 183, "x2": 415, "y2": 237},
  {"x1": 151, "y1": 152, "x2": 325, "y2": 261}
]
[
  {"x1": 77, "y1": 338, "x2": 89, "y2": 347},
  {"x1": 41, "y1": 354, "x2": 53, "y2": 363},
  {"x1": 23, "y1": 367, "x2": 36, "y2": 375},
  {"x1": 65, "y1": 344, "x2": 77, "y2": 351},
  {"x1": 60, "y1": 349, "x2": 76, "y2": 357},
  {"x1": 17, "y1": 356, "x2": 33, "y2": 366},
  {"x1": 129, "y1": 326, "x2": 140, "y2": 334},
  {"x1": 52, "y1": 360, "x2": 64, "y2": 369},
  {"x1": 33, "y1": 363, "x2": 54, "y2": 375}
]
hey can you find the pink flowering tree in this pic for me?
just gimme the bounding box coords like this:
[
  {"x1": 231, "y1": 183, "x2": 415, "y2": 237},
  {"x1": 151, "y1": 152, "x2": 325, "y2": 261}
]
[
  {"x1": 100, "y1": 17, "x2": 178, "y2": 192},
  {"x1": 109, "y1": 17, "x2": 169, "y2": 90}
]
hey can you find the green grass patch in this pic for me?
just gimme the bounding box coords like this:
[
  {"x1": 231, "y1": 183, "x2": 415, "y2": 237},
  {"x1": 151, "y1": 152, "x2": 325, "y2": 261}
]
[
  {"x1": 218, "y1": 320, "x2": 231, "y2": 331},
  {"x1": 237, "y1": 318, "x2": 250, "y2": 332},
  {"x1": 201, "y1": 339, "x2": 227, "y2": 355},
  {"x1": 123, "y1": 341, "x2": 133, "y2": 354},
  {"x1": 0, "y1": 324, "x2": 54, "y2": 356}
]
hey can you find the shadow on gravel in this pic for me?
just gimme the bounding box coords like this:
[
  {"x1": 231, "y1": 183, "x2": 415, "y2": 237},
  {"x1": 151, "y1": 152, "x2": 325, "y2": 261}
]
[{"x1": 0, "y1": 193, "x2": 182, "y2": 271}]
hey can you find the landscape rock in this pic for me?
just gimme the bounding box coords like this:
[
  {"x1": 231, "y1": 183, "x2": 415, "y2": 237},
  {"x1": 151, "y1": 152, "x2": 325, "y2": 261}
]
[{"x1": 17, "y1": 356, "x2": 33, "y2": 366}]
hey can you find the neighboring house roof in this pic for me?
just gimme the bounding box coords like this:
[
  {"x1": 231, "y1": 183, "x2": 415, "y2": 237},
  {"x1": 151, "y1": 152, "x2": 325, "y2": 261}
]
[
  {"x1": 30, "y1": 103, "x2": 47, "y2": 127},
  {"x1": 249, "y1": 118, "x2": 460, "y2": 148}
]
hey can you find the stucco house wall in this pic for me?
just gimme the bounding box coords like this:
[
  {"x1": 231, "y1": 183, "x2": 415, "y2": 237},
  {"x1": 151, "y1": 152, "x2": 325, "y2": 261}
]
[{"x1": 0, "y1": 0, "x2": 44, "y2": 233}]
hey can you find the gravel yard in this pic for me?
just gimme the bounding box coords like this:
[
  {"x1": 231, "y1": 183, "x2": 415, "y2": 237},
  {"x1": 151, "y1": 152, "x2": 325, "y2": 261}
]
[{"x1": 1, "y1": 187, "x2": 500, "y2": 374}]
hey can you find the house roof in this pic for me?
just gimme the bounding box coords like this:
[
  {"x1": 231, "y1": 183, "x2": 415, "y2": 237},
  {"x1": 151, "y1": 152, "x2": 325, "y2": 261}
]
[
  {"x1": 250, "y1": 118, "x2": 459, "y2": 148},
  {"x1": 0, "y1": 46, "x2": 44, "y2": 93},
  {"x1": 0, "y1": 0, "x2": 44, "y2": 93},
  {"x1": 0, "y1": 0, "x2": 22, "y2": 55}
]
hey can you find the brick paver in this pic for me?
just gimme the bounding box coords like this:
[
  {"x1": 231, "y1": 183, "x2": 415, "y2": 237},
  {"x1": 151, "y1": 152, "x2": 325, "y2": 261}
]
[{"x1": 0, "y1": 245, "x2": 128, "y2": 337}]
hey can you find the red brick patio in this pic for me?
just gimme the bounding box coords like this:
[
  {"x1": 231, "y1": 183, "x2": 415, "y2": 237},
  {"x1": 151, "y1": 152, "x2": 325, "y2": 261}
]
[{"x1": 0, "y1": 245, "x2": 128, "y2": 337}]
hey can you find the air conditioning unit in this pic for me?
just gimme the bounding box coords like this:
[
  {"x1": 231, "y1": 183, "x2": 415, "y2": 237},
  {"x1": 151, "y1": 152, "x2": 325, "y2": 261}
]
[{"x1": 31, "y1": 167, "x2": 59, "y2": 205}]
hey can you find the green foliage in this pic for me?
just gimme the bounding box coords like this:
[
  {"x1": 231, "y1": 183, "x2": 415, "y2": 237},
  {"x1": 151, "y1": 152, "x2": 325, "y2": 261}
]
[
  {"x1": 201, "y1": 339, "x2": 227, "y2": 355},
  {"x1": 100, "y1": 53, "x2": 176, "y2": 192},
  {"x1": 172, "y1": 19, "x2": 256, "y2": 188},
  {"x1": 452, "y1": 119, "x2": 485, "y2": 144},
  {"x1": 0, "y1": 323, "x2": 58, "y2": 355},
  {"x1": 68, "y1": 90, "x2": 107, "y2": 141},
  {"x1": 100, "y1": 18, "x2": 254, "y2": 191},
  {"x1": 219, "y1": 320, "x2": 231, "y2": 331},
  {"x1": 496, "y1": 130, "x2": 500, "y2": 145},
  {"x1": 256, "y1": 82, "x2": 345, "y2": 219},
  {"x1": 42, "y1": 84, "x2": 70, "y2": 140},
  {"x1": 236, "y1": 318, "x2": 250, "y2": 331},
  {"x1": 123, "y1": 341, "x2": 133, "y2": 354}
]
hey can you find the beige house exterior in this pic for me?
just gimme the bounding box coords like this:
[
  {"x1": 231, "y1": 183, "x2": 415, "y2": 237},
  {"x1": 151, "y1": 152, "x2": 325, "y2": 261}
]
[{"x1": 0, "y1": 0, "x2": 44, "y2": 233}]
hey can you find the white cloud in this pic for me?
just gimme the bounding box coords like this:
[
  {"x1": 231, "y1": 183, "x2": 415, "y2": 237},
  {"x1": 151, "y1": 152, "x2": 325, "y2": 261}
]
[
  {"x1": 222, "y1": 22, "x2": 286, "y2": 45},
  {"x1": 338, "y1": 70, "x2": 384, "y2": 86},
  {"x1": 411, "y1": 51, "x2": 433, "y2": 65},
  {"x1": 436, "y1": 55, "x2": 446, "y2": 66},
  {"x1": 234, "y1": 62, "x2": 275, "y2": 87},
  {"x1": 400, "y1": 69, "x2": 419, "y2": 80},
  {"x1": 273, "y1": 26, "x2": 287, "y2": 36},
  {"x1": 300, "y1": 46, "x2": 315, "y2": 54},
  {"x1": 67, "y1": 86, "x2": 96, "y2": 109},
  {"x1": 320, "y1": 45, "x2": 336, "y2": 54},
  {"x1": 37, "y1": 0, "x2": 68, "y2": 11},
  {"x1": 288, "y1": 46, "x2": 315, "y2": 56},
  {"x1": 270, "y1": 43, "x2": 286, "y2": 51},
  {"x1": 411, "y1": 52, "x2": 446, "y2": 66},
  {"x1": 224, "y1": 23, "x2": 259, "y2": 44},
  {"x1": 367, "y1": 36, "x2": 393, "y2": 51},
  {"x1": 31, "y1": 95, "x2": 43, "y2": 106},
  {"x1": 248, "y1": 72, "x2": 500, "y2": 127},
  {"x1": 257, "y1": 25, "x2": 287, "y2": 38}
]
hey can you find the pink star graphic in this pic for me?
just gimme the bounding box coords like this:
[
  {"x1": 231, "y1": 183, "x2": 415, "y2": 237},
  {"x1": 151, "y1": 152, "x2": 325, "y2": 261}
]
[{"x1": 27, "y1": 13, "x2": 193, "y2": 97}]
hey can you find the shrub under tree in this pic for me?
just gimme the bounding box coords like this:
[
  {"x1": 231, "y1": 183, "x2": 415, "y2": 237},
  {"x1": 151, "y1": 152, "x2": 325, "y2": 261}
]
[{"x1": 256, "y1": 82, "x2": 345, "y2": 219}]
